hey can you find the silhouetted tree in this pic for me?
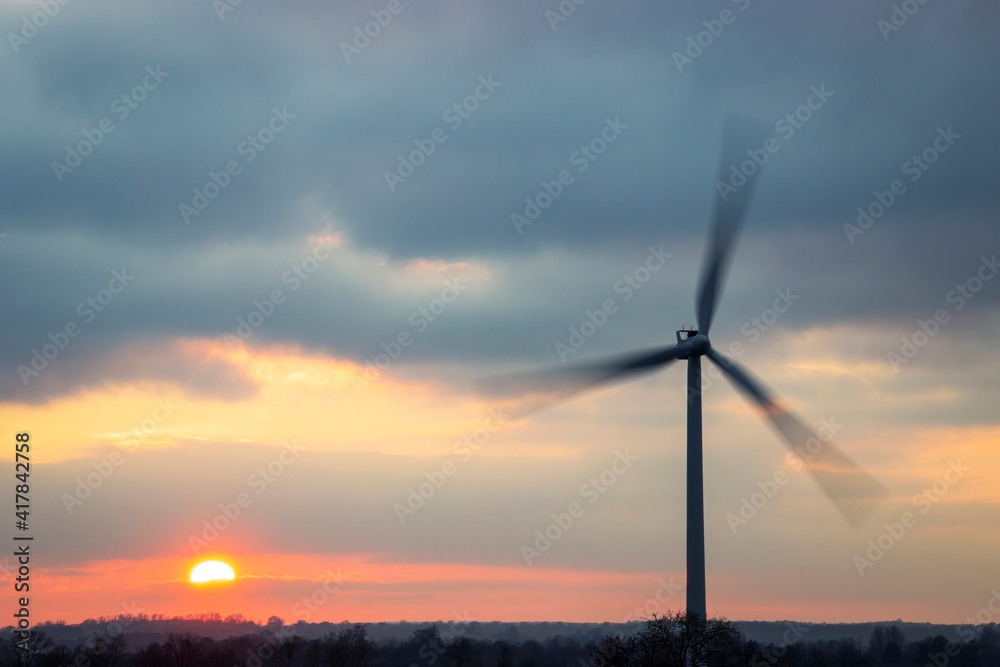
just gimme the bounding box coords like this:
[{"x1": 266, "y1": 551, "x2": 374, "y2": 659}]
[
  {"x1": 75, "y1": 631, "x2": 129, "y2": 667},
  {"x1": 867, "y1": 624, "x2": 904, "y2": 665},
  {"x1": 5, "y1": 630, "x2": 53, "y2": 667},
  {"x1": 880, "y1": 640, "x2": 901, "y2": 665},
  {"x1": 408, "y1": 625, "x2": 447, "y2": 666},
  {"x1": 591, "y1": 612, "x2": 742, "y2": 667},
  {"x1": 868, "y1": 626, "x2": 888, "y2": 663},
  {"x1": 305, "y1": 639, "x2": 324, "y2": 667},
  {"x1": 319, "y1": 625, "x2": 379, "y2": 667},
  {"x1": 444, "y1": 637, "x2": 479, "y2": 667},
  {"x1": 134, "y1": 640, "x2": 169, "y2": 667},
  {"x1": 591, "y1": 633, "x2": 635, "y2": 667},
  {"x1": 36, "y1": 644, "x2": 74, "y2": 667},
  {"x1": 971, "y1": 625, "x2": 999, "y2": 666},
  {"x1": 274, "y1": 635, "x2": 302, "y2": 667},
  {"x1": 913, "y1": 634, "x2": 950, "y2": 667},
  {"x1": 830, "y1": 638, "x2": 867, "y2": 667},
  {"x1": 882, "y1": 625, "x2": 904, "y2": 665},
  {"x1": 495, "y1": 640, "x2": 516, "y2": 667},
  {"x1": 751, "y1": 639, "x2": 802, "y2": 667},
  {"x1": 517, "y1": 638, "x2": 545, "y2": 667},
  {"x1": 163, "y1": 632, "x2": 204, "y2": 666},
  {"x1": 203, "y1": 637, "x2": 239, "y2": 667}
]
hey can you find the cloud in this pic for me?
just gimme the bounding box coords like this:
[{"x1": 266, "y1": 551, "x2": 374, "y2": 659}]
[{"x1": 2, "y1": 0, "x2": 999, "y2": 624}]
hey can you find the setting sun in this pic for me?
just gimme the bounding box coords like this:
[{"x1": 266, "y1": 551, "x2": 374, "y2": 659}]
[{"x1": 190, "y1": 560, "x2": 236, "y2": 583}]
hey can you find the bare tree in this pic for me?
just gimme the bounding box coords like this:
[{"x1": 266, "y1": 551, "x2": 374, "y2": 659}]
[
  {"x1": 275, "y1": 635, "x2": 302, "y2": 667},
  {"x1": 444, "y1": 637, "x2": 479, "y2": 667},
  {"x1": 321, "y1": 625, "x2": 379, "y2": 667},
  {"x1": 883, "y1": 625, "x2": 904, "y2": 664},
  {"x1": 977, "y1": 625, "x2": 1000, "y2": 664},
  {"x1": 591, "y1": 634, "x2": 635, "y2": 667},
  {"x1": 884, "y1": 626, "x2": 904, "y2": 645},
  {"x1": 592, "y1": 612, "x2": 742, "y2": 667},
  {"x1": 833, "y1": 638, "x2": 867, "y2": 667},
  {"x1": 6, "y1": 630, "x2": 53, "y2": 667},
  {"x1": 868, "y1": 626, "x2": 888, "y2": 663},
  {"x1": 86, "y1": 632, "x2": 129, "y2": 667},
  {"x1": 495, "y1": 640, "x2": 515, "y2": 667},
  {"x1": 163, "y1": 632, "x2": 203, "y2": 667}
]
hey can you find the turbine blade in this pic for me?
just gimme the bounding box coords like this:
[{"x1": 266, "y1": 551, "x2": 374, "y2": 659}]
[
  {"x1": 477, "y1": 343, "x2": 688, "y2": 417},
  {"x1": 695, "y1": 115, "x2": 770, "y2": 335},
  {"x1": 706, "y1": 348, "x2": 887, "y2": 528}
]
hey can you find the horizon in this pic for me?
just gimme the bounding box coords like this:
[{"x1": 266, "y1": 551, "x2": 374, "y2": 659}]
[
  {"x1": 2, "y1": 0, "x2": 999, "y2": 631},
  {"x1": 5, "y1": 614, "x2": 990, "y2": 629}
]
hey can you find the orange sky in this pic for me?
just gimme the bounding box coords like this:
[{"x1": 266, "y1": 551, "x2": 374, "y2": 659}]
[{"x1": 3, "y1": 334, "x2": 999, "y2": 626}]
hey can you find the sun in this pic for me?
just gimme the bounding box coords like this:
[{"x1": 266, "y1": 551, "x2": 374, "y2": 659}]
[{"x1": 190, "y1": 560, "x2": 236, "y2": 583}]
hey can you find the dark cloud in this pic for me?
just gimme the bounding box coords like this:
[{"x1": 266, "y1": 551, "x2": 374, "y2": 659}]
[{"x1": 0, "y1": 0, "x2": 997, "y2": 406}]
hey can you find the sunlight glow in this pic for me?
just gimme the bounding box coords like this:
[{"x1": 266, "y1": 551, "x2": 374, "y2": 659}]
[{"x1": 190, "y1": 560, "x2": 236, "y2": 583}]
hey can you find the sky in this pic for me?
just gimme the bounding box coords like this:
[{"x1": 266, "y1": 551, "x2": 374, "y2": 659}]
[{"x1": 1, "y1": 0, "x2": 999, "y2": 627}]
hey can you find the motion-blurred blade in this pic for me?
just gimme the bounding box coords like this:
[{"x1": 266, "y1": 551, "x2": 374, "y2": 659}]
[
  {"x1": 695, "y1": 116, "x2": 770, "y2": 335},
  {"x1": 477, "y1": 343, "x2": 688, "y2": 417},
  {"x1": 706, "y1": 348, "x2": 887, "y2": 528}
]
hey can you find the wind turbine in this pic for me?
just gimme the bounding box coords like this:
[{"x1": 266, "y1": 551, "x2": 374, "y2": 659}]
[{"x1": 480, "y1": 118, "x2": 886, "y2": 620}]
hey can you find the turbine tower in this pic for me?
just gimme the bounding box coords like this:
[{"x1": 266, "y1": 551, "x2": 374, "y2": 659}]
[{"x1": 481, "y1": 117, "x2": 886, "y2": 619}]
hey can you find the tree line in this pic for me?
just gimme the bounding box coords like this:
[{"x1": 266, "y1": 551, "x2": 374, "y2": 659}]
[{"x1": 3, "y1": 611, "x2": 999, "y2": 667}]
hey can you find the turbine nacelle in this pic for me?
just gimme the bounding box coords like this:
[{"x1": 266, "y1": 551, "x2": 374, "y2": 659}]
[{"x1": 676, "y1": 330, "x2": 710, "y2": 357}]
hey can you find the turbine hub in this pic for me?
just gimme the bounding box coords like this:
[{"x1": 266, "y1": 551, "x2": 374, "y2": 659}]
[{"x1": 688, "y1": 333, "x2": 711, "y2": 356}]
